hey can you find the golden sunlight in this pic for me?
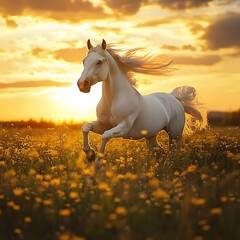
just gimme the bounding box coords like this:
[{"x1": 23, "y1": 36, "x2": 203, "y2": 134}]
[{"x1": 50, "y1": 83, "x2": 102, "y2": 122}]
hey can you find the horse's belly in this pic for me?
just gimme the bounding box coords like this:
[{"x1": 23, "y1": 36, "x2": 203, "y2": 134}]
[{"x1": 125, "y1": 95, "x2": 170, "y2": 139}]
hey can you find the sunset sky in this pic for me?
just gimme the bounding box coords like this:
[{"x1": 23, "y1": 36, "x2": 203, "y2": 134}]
[{"x1": 0, "y1": 0, "x2": 240, "y2": 122}]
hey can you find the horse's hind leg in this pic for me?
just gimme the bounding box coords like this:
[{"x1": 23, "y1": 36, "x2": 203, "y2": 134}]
[
  {"x1": 146, "y1": 135, "x2": 165, "y2": 158},
  {"x1": 165, "y1": 125, "x2": 183, "y2": 148}
]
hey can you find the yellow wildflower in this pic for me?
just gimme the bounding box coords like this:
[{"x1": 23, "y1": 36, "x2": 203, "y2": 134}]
[
  {"x1": 50, "y1": 178, "x2": 61, "y2": 186},
  {"x1": 149, "y1": 178, "x2": 159, "y2": 188},
  {"x1": 28, "y1": 150, "x2": 39, "y2": 158},
  {"x1": 220, "y1": 196, "x2": 227, "y2": 203},
  {"x1": 35, "y1": 197, "x2": 42, "y2": 203},
  {"x1": 98, "y1": 182, "x2": 109, "y2": 191},
  {"x1": 59, "y1": 209, "x2": 71, "y2": 216},
  {"x1": 191, "y1": 198, "x2": 206, "y2": 206},
  {"x1": 187, "y1": 164, "x2": 197, "y2": 173},
  {"x1": 210, "y1": 207, "x2": 222, "y2": 215},
  {"x1": 202, "y1": 225, "x2": 210, "y2": 231},
  {"x1": 43, "y1": 199, "x2": 52, "y2": 206},
  {"x1": 201, "y1": 173, "x2": 208, "y2": 180},
  {"x1": 24, "y1": 217, "x2": 32, "y2": 223},
  {"x1": 115, "y1": 206, "x2": 127, "y2": 216},
  {"x1": 13, "y1": 205, "x2": 20, "y2": 211},
  {"x1": 14, "y1": 228, "x2": 22, "y2": 234},
  {"x1": 141, "y1": 129, "x2": 148, "y2": 135},
  {"x1": 69, "y1": 191, "x2": 79, "y2": 199},
  {"x1": 13, "y1": 188, "x2": 24, "y2": 196},
  {"x1": 109, "y1": 213, "x2": 117, "y2": 220},
  {"x1": 153, "y1": 188, "x2": 169, "y2": 200}
]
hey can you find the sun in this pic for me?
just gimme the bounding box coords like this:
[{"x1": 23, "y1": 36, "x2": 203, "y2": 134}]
[{"x1": 50, "y1": 82, "x2": 102, "y2": 122}]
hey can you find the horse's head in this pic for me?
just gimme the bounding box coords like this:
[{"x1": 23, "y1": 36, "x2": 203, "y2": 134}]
[{"x1": 77, "y1": 39, "x2": 109, "y2": 93}]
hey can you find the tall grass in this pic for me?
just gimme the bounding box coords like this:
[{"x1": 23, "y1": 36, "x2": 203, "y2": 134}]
[{"x1": 0, "y1": 127, "x2": 239, "y2": 240}]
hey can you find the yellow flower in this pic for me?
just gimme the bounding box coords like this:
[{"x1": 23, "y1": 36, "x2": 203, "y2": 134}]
[
  {"x1": 141, "y1": 129, "x2": 148, "y2": 135},
  {"x1": 59, "y1": 233, "x2": 70, "y2": 240},
  {"x1": 13, "y1": 188, "x2": 24, "y2": 196},
  {"x1": 44, "y1": 174, "x2": 52, "y2": 181},
  {"x1": 201, "y1": 173, "x2": 208, "y2": 180},
  {"x1": 220, "y1": 196, "x2": 227, "y2": 203},
  {"x1": 43, "y1": 199, "x2": 52, "y2": 206},
  {"x1": 149, "y1": 178, "x2": 159, "y2": 188},
  {"x1": 109, "y1": 213, "x2": 117, "y2": 220},
  {"x1": 7, "y1": 201, "x2": 15, "y2": 207},
  {"x1": 210, "y1": 207, "x2": 222, "y2": 215},
  {"x1": 115, "y1": 206, "x2": 127, "y2": 216},
  {"x1": 49, "y1": 149, "x2": 59, "y2": 157},
  {"x1": 28, "y1": 168, "x2": 36, "y2": 175},
  {"x1": 69, "y1": 191, "x2": 79, "y2": 199},
  {"x1": 98, "y1": 182, "x2": 109, "y2": 191},
  {"x1": 59, "y1": 209, "x2": 71, "y2": 216},
  {"x1": 0, "y1": 161, "x2": 6, "y2": 167},
  {"x1": 50, "y1": 178, "x2": 61, "y2": 186},
  {"x1": 13, "y1": 205, "x2": 20, "y2": 211},
  {"x1": 153, "y1": 188, "x2": 169, "y2": 200},
  {"x1": 72, "y1": 237, "x2": 86, "y2": 240},
  {"x1": 35, "y1": 197, "x2": 42, "y2": 203},
  {"x1": 139, "y1": 192, "x2": 147, "y2": 199},
  {"x1": 24, "y1": 217, "x2": 32, "y2": 223},
  {"x1": 28, "y1": 150, "x2": 39, "y2": 158},
  {"x1": 193, "y1": 236, "x2": 203, "y2": 240},
  {"x1": 187, "y1": 164, "x2": 197, "y2": 173},
  {"x1": 14, "y1": 228, "x2": 22, "y2": 234},
  {"x1": 191, "y1": 198, "x2": 206, "y2": 206},
  {"x1": 201, "y1": 224, "x2": 210, "y2": 231},
  {"x1": 105, "y1": 170, "x2": 114, "y2": 178}
]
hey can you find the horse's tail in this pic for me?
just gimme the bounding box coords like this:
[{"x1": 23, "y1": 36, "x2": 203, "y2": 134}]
[{"x1": 171, "y1": 86, "x2": 208, "y2": 134}]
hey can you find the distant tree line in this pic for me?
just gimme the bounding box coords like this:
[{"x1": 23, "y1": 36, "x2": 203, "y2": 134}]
[
  {"x1": 0, "y1": 110, "x2": 239, "y2": 129},
  {"x1": 208, "y1": 109, "x2": 240, "y2": 126},
  {"x1": 0, "y1": 119, "x2": 83, "y2": 129}
]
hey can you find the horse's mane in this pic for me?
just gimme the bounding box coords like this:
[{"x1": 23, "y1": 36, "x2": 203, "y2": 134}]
[{"x1": 106, "y1": 45, "x2": 173, "y2": 86}]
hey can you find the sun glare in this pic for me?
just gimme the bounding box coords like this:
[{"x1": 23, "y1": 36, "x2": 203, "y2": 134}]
[{"x1": 50, "y1": 83, "x2": 102, "y2": 122}]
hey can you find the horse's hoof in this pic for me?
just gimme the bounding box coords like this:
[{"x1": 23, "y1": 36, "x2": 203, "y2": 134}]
[{"x1": 85, "y1": 148, "x2": 96, "y2": 162}]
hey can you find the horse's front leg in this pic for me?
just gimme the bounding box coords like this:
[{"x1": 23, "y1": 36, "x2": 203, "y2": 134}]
[
  {"x1": 82, "y1": 121, "x2": 110, "y2": 162},
  {"x1": 98, "y1": 120, "x2": 132, "y2": 156}
]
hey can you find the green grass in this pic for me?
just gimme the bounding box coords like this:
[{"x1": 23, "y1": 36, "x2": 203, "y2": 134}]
[{"x1": 0, "y1": 127, "x2": 239, "y2": 240}]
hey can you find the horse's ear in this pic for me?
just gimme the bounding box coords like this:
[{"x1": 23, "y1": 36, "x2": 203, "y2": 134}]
[
  {"x1": 87, "y1": 39, "x2": 93, "y2": 50},
  {"x1": 102, "y1": 39, "x2": 107, "y2": 50}
]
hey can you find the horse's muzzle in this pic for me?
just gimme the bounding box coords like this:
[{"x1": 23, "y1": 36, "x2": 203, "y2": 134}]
[{"x1": 78, "y1": 80, "x2": 91, "y2": 93}]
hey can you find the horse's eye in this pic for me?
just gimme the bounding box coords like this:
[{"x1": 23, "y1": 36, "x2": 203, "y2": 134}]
[{"x1": 96, "y1": 60, "x2": 103, "y2": 65}]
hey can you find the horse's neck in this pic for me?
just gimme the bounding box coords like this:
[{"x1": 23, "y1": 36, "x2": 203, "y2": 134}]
[{"x1": 102, "y1": 59, "x2": 138, "y2": 106}]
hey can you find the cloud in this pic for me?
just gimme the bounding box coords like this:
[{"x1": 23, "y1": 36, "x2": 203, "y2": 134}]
[
  {"x1": 105, "y1": 0, "x2": 233, "y2": 15},
  {"x1": 0, "y1": 80, "x2": 71, "y2": 89},
  {"x1": 31, "y1": 47, "x2": 87, "y2": 63},
  {"x1": 0, "y1": 0, "x2": 107, "y2": 22},
  {"x1": 105, "y1": 0, "x2": 147, "y2": 15},
  {"x1": 52, "y1": 47, "x2": 87, "y2": 63},
  {"x1": 155, "y1": 0, "x2": 213, "y2": 10},
  {"x1": 162, "y1": 44, "x2": 196, "y2": 51},
  {"x1": 202, "y1": 12, "x2": 240, "y2": 50},
  {"x1": 175, "y1": 55, "x2": 221, "y2": 65}
]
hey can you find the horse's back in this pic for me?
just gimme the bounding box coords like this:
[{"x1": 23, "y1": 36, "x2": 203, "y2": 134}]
[{"x1": 126, "y1": 92, "x2": 184, "y2": 139}]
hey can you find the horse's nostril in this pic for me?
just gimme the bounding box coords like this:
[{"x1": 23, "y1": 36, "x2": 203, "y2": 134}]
[{"x1": 84, "y1": 80, "x2": 89, "y2": 87}]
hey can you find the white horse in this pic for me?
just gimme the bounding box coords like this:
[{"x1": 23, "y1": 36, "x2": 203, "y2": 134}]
[{"x1": 77, "y1": 39, "x2": 206, "y2": 162}]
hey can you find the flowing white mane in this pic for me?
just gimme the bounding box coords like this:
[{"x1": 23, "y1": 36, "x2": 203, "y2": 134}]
[{"x1": 90, "y1": 44, "x2": 173, "y2": 86}]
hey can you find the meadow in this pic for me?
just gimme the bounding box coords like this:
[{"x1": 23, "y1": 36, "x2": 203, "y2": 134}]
[{"x1": 0, "y1": 126, "x2": 239, "y2": 240}]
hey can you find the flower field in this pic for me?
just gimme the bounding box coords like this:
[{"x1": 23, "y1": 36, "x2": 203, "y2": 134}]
[{"x1": 0, "y1": 126, "x2": 239, "y2": 240}]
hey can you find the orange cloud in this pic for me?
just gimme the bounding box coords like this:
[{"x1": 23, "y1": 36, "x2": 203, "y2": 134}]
[
  {"x1": 175, "y1": 55, "x2": 221, "y2": 65},
  {"x1": 31, "y1": 47, "x2": 87, "y2": 63},
  {"x1": 202, "y1": 12, "x2": 240, "y2": 50},
  {"x1": 0, "y1": 0, "x2": 107, "y2": 22},
  {"x1": 0, "y1": 80, "x2": 71, "y2": 89},
  {"x1": 53, "y1": 47, "x2": 87, "y2": 63}
]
